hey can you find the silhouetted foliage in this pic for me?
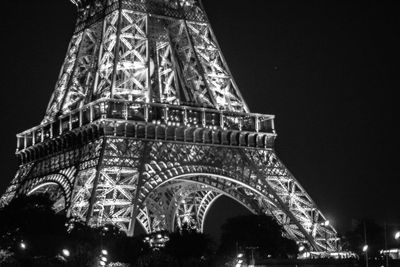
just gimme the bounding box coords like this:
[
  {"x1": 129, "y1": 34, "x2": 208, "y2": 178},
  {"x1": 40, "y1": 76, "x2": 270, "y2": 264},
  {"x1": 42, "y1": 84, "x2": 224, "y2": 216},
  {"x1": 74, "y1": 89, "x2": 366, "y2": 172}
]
[
  {"x1": 165, "y1": 226, "x2": 213, "y2": 266},
  {"x1": 0, "y1": 195, "x2": 214, "y2": 266},
  {"x1": 1, "y1": 196, "x2": 302, "y2": 267},
  {"x1": 0, "y1": 194, "x2": 129, "y2": 266},
  {"x1": 0, "y1": 194, "x2": 68, "y2": 258},
  {"x1": 218, "y1": 215, "x2": 297, "y2": 260}
]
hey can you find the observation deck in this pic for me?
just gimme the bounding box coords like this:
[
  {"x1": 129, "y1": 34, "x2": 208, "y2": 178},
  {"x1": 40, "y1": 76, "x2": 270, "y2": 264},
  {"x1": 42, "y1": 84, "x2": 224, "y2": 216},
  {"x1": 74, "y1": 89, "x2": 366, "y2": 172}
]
[{"x1": 16, "y1": 100, "x2": 276, "y2": 157}]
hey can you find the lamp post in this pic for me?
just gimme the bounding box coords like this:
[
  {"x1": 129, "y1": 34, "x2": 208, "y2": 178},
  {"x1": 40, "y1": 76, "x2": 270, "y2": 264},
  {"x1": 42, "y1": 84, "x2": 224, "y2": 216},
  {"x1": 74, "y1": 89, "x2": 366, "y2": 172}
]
[
  {"x1": 363, "y1": 245, "x2": 369, "y2": 267},
  {"x1": 384, "y1": 222, "x2": 389, "y2": 267},
  {"x1": 363, "y1": 221, "x2": 369, "y2": 267}
]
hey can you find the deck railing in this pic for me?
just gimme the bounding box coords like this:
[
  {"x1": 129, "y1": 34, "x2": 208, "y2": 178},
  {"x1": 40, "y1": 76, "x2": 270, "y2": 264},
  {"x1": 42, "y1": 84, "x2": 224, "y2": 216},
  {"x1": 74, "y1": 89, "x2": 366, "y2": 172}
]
[{"x1": 16, "y1": 99, "x2": 275, "y2": 151}]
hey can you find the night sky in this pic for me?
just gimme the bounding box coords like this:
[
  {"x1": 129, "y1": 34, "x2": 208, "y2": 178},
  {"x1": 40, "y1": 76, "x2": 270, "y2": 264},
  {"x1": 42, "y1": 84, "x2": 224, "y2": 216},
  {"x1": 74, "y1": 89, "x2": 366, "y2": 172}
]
[{"x1": 0, "y1": 0, "x2": 399, "y2": 238}]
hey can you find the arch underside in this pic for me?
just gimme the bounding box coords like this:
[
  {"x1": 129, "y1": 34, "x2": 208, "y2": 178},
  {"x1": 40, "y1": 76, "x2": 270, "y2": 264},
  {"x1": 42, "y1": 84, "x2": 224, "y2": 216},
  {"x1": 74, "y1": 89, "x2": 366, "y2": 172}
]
[
  {"x1": 3, "y1": 138, "x2": 340, "y2": 252},
  {"x1": 27, "y1": 182, "x2": 67, "y2": 213},
  {"x1": 64, "y1": 139, "x2": 339, "y2": 252}
]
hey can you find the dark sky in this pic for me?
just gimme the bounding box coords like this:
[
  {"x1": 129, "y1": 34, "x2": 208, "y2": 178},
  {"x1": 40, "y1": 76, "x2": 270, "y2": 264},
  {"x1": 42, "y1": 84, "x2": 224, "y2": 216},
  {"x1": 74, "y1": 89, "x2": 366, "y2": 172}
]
[{"x1": 0, "y1": 0, "x2": 399, "y2": 236}]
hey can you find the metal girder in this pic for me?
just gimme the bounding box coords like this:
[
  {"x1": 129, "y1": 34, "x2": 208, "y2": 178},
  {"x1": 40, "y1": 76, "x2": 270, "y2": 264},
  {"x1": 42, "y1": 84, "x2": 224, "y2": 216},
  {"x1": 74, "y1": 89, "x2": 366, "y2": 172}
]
[
  {"x1": 43, "y1": 0, "x2": 248, "y2": 123},
  {"x1": 9, "y1": 137, "x2": 338, "y2": 251},
  {"x1": 1, "y1": 0, "x2": 342, "y2": 255}
]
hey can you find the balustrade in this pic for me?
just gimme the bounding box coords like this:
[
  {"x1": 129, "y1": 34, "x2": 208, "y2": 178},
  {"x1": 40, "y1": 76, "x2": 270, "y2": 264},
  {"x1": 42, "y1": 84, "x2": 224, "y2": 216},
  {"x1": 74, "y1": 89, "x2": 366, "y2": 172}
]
[{"x1": 16, "y1": 99, "x2": 275, "y2": 151}]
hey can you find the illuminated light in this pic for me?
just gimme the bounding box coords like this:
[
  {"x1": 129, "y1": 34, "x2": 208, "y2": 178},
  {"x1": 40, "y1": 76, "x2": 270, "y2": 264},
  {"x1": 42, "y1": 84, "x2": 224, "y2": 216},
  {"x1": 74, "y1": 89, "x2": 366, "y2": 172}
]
[
  {"x1": 235, "y1": 264, "x2": 241, "y2": 267},
  {"x1": 238, "y1": 259, "x2": 243, "y2": 263},
  {"x1": 20, "y1": 242, "x2": 26, "y2": 250},
  {"x1": 62, "y1": 249, "x2": 70, "y2": 257},
  {"x1": 101, "y1": 256, "x2": 107, "y2": 261},
  {"x1": 363, "y1": 245, "x2": 369, "y2": 252},
  {"x1": 157, "y1": 234, "x2": 162, "y2": 239},
  {"x1": 237, "y1": 253, "x2": 243, "y2": 258},
  {"x1": 321, "y1": 220, "x2": 330, "y2": 226},
  {"x1": 10, "y1": 0, "x2": 338, "y2": 252},
  {"x1": 99, "y1": 261, "x2": 106, "y2": 266},
  {"x1": 395, "y1": 231, "x2": 400, "y2": 240},
  {"x1": 101, "y1": 249, "x2": 108, "y2": 255},
  {"x1": 299, "y1": 245, "x2": 305, "y2": 252}
]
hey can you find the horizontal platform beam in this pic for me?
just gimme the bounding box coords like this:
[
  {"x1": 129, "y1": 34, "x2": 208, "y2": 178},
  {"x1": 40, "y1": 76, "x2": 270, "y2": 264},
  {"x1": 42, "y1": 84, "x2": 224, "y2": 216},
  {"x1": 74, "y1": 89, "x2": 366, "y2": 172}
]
[{"x1": 16, "y1": 99, "x2": 275, "y2": 153}]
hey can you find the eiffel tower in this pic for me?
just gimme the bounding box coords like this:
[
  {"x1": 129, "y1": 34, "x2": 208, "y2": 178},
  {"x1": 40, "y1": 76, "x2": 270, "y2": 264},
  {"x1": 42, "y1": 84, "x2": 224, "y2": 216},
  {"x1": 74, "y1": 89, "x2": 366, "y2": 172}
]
[{"x1": 1, "y1": 0, "x2": 341, "y2": 252}]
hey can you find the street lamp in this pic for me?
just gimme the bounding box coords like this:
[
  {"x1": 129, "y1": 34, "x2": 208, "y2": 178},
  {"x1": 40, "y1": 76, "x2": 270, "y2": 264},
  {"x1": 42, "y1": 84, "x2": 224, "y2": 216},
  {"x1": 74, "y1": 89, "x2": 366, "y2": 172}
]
[
  {"x1": 20, "y1": 242, "x2": 26, "y2": 250},
  {"x1": 363, "y1": 245, "x2": 369, "y2": 267},
  {"x1": 395, "y1": 232, "x2": 400, "y2": 240},
  {"x1": 62, "y1": 249, "x2": 70, "y2": 257}
]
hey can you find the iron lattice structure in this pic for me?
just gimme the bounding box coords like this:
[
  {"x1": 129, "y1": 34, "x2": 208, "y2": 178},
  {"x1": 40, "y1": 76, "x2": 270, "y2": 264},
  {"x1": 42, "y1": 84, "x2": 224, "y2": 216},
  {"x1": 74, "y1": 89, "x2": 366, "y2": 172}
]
[{"x1": 1, "y1": 0, "x2": 340, "y2": 252}]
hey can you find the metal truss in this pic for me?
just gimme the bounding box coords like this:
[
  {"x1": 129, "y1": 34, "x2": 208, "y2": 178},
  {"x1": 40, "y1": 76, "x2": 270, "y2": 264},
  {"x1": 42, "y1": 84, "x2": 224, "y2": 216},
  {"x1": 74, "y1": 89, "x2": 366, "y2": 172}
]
[
  {"x1": 0, "y1": 0, "x2": 343, "y2": 255},
  {"x1": 136, "y1": 181, "x2": 222, "y2": 233},
  {"x1": 3, "y1": 135, "x2": 340, "y2": 252},
  {"x1": 43, "y1": 0, "x2": 248, "y2": 123}
]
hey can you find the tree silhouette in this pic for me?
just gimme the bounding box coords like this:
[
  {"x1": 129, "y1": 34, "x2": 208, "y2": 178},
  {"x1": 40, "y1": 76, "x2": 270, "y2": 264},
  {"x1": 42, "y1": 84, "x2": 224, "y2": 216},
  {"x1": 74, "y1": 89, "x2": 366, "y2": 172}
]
[
  {"x1": 165, "y1": 225, "x2": 214, "y2": 266},
  {"x1": 0, "y1": 194, "x2": 68, "y2": 258},
  {"x1": 218, "y1": 215, "x2": 297, "y2": 260}
]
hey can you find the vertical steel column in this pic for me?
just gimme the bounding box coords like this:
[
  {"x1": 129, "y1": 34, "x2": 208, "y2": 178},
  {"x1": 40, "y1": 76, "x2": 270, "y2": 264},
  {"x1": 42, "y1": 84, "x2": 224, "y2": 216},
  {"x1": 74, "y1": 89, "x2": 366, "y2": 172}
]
[
  {"x1": 145, "y1": 12, "x2": 151, "y2": 103},
  {"x1": 128, "y1": 141, "x2": 152, "y2": 236},
  {"x1": 110, "y1": 0, "x2": 124, "y2": 98},
  {"x1": 85, "y1": 137, "x2": 107, "y2": 223}
]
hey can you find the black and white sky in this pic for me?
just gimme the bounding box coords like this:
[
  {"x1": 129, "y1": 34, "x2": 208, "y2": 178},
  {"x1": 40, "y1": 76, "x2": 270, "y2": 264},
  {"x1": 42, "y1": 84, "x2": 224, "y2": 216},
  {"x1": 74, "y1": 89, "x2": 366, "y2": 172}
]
[{"x1": 0, "y1": 0, "x2": 399, "y2": 236}]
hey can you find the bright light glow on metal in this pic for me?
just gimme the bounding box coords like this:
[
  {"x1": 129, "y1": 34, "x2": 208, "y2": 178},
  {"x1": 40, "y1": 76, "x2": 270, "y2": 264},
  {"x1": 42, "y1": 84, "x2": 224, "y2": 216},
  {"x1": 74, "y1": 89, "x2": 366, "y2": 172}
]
[
  {"x1": 0, "y1": 0, "x2": 341, "y2": 254},
  {"x1": 321, "y1": 220, "x2": 330, "y2": 227},
  {"x1": 62, "y1": 249, "x2": 70, "y2": 257},
  {"x1": 363, "y1": 245, "x2": 369, "y2": 252}
]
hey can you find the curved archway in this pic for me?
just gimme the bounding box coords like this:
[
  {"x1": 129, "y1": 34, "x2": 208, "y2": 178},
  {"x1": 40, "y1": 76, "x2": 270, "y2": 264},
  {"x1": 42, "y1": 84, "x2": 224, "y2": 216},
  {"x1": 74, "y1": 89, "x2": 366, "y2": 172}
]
[
  {"x1": 28, "y1": 182, "x2": 66, "y2": 213},
  {"x1": 17, "y1": 167, "x2": 77, "y2": 210},
  {"x1": 137, "y1": 159, "x2": 322, "y2": 251},
  {"x1": 135, "y1": 176, "x2": 262, "y2": 235}
]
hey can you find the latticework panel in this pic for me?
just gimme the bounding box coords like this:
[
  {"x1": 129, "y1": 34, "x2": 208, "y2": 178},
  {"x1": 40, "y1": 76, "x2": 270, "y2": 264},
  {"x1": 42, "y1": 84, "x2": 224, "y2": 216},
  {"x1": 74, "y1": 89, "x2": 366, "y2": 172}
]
[
  {"x1": 3, "y1": 135, "x2": 340, "y2": 252},
  {"x1": 4, "y1": 0, "x2": 340, "y2": 255},
  {"x1": 43, "y1": 0, "x2": 248, "y2": 123},
  {"x1": 56, "y1": 138, "x2": 339, "y2": 251}
]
